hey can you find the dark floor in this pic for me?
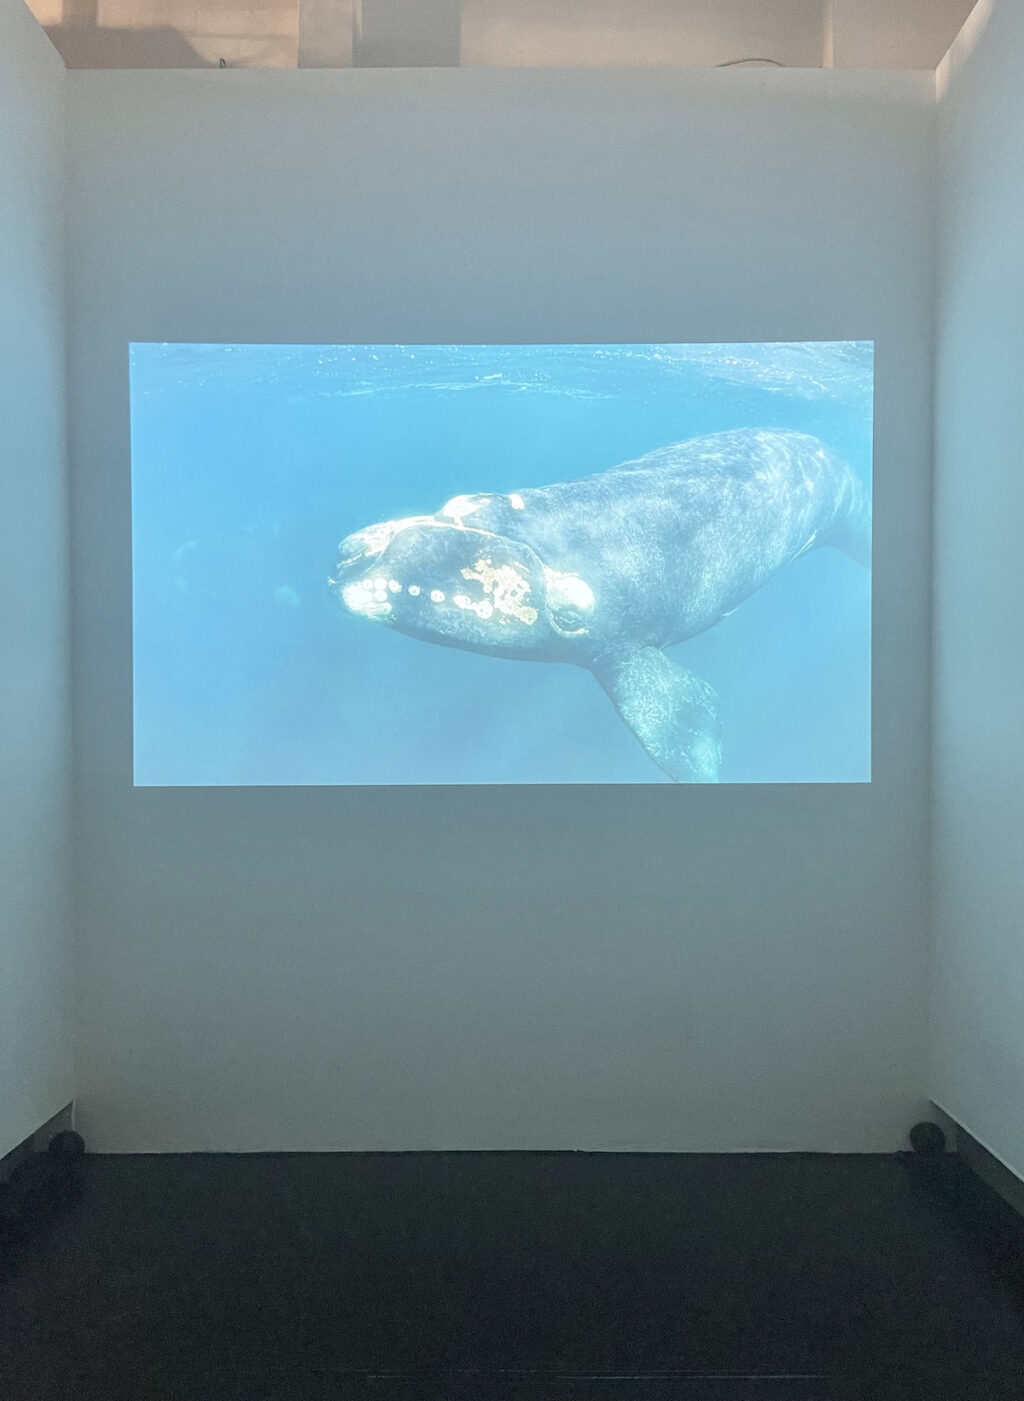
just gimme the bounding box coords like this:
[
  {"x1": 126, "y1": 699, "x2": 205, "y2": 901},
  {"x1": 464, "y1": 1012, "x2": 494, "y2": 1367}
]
[{"x1": 1, "y1": 1152, "x2": 1022, "y2": 1400}]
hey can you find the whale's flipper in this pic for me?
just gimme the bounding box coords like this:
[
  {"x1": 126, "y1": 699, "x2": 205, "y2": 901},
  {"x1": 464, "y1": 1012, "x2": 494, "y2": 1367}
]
[{"x1": 592, "y1": 647, "x2": 721, "y2": 783}]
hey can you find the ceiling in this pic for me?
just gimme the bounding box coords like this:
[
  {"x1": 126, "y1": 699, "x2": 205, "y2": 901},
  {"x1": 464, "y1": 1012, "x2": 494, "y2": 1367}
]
[{"x1": 28, "y1": 0, "x2": 978, "y2": 71}]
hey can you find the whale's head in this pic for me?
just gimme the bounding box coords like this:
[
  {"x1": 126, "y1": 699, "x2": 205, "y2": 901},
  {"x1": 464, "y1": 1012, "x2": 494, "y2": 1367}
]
[{"x1": 330, "y1": 509, "x2": 595, "y2": 660}]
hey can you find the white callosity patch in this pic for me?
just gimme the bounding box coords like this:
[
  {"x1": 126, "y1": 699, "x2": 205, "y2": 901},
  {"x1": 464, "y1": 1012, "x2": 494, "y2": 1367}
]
[
  {"x1": 454, "y1": 592, "x2": 494, "y2": 620},
  {"x1": 440, "y1": 495, "x2": 486, "y2": 522},
  {"x1": 430, "y1": 589, "x2": 445, "y2": 603},
  {"x1": 461, "y1": 557, "x2": 538, "y2": 626},
  {"x1": 508, "y1": 493, "x2": 525, "y2": 510},
  {"x1": 407, "y1": 585, "x2": 421, "y2": 597},
  {"x1": 342, "y1": 579, "x2": 392, "y2": 619}
]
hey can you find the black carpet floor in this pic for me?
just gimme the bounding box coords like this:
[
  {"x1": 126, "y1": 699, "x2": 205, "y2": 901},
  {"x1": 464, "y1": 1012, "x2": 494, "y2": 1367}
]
[{"x1": 1, "y1": 1152, "x2": 1022, "y2": 1400}]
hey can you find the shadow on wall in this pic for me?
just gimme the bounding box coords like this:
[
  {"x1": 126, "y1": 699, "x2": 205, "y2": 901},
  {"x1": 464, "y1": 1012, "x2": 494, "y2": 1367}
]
[
  {"x1": 46, "y1": 24, "x2": 211, "y2": 67},
  {"x1": 29, "y1": 0, "x2": 823, "y2": 71},
  {"x1": 35, "y1": 0, "x2": 299, "y2": 68}
]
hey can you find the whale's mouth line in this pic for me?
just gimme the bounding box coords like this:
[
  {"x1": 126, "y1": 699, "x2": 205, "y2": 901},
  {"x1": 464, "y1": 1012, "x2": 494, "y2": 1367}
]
[
  {"x1": 346, "y1": 554, "x2": 543, "y2": 627},
  {"x1": 334, "y1": 516, "x2": 599, "y2": 643},
  {"x1": 337, "y1": 537, "x2": 550, "y2": 633},
  {"x1": 334, "y1": 503, "x2": 605, "y2": 646}
]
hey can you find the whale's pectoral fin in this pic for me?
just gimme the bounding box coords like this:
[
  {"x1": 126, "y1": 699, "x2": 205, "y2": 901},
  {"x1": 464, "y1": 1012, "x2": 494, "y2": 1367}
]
[{"x1": 591, "y1": 647, "x2": 722, "y2": 783}]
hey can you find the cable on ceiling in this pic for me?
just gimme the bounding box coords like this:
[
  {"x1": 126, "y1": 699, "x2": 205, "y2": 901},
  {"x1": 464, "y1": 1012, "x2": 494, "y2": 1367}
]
[{"x1": 715, "y1": 57, "x2": 787, "y2": 67}]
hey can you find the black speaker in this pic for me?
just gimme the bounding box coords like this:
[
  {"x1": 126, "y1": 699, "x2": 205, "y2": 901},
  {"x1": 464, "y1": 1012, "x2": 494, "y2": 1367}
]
[
  {"x1": 48, "y1": 1130, "x2": 86, "y2": 1163},
  {"x1": 909, "y1": 1121, "x2": 946, "y2": 1156},
  {"x1": 0, "y1": 1132, "x2": 86, "y2": 1246}
]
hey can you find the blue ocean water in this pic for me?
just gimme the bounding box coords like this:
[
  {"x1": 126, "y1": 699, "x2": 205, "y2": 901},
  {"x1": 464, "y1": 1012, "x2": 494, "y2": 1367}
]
[{"x1": 130, "y1": 342, "x2": 872, "y2": 785}]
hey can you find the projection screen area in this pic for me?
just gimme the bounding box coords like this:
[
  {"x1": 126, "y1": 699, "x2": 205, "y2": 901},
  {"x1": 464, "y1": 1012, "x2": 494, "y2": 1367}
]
[{"x1": 130, "y1": 342, "x2": 872, "y2": 785}]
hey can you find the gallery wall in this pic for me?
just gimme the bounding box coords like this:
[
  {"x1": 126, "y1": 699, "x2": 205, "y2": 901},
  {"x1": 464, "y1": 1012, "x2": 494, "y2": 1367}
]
[
  {"x1": 66, "y1": 66, "x2": 936, "y2": 1152},
  {"x1": 932, "y1": 0, "x2": 1024, "y2": 1180},
  {"x1": 0, "y1": 0, "x2": 72, "y2": 1158}
]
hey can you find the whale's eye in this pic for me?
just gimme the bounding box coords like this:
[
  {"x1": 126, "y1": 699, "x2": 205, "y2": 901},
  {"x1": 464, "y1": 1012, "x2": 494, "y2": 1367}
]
[
  {"x1": 550, "y1": 602, "x2": 588, "y2": 635},
  {"x1": 544, "y1": 568, "x2": 594, "y2": 636}
]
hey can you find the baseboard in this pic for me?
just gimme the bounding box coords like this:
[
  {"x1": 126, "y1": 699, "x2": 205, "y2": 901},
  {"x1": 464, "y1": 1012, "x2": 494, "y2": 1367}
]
[
  {"x1": 955, "y1": 1121, "x2": 1024, "y2": 1221},
  {"x1": 0, "y1": 1103, "x2": 74, "y2": 1186}
]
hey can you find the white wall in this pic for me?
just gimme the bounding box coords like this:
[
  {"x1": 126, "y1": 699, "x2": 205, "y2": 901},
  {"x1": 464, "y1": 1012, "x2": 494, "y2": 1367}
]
[
  {"x1": 67, "y1": 67, "x2": 936, "y2": 1152},
  {"x1": 932, "y1": 0, "x2": 1024, "y2": 1180},
  {"x1": 0, "y1": 0, "x2": 72, "y2": 1158}
]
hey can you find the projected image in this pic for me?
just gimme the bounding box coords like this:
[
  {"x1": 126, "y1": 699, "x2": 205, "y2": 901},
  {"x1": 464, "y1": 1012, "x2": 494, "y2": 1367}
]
[{"x1": 131, "y1": 342, "x2": 872, "y2": 785}]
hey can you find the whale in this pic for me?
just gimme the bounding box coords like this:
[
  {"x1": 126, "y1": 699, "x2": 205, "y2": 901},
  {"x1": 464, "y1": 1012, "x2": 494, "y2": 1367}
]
[{"x1": 329, "y1": 428, "x2": 870, "y2": 782}]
